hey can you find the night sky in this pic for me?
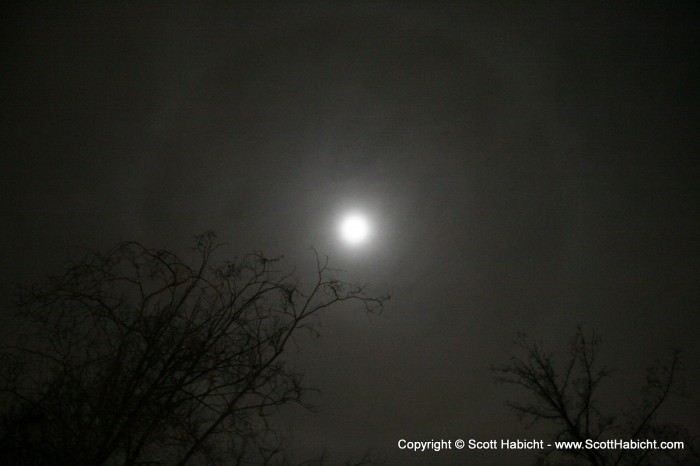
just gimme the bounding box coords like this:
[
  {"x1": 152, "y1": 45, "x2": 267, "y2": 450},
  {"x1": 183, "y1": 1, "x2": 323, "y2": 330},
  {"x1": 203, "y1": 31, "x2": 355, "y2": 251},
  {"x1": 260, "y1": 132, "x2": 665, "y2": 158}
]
[{"x1": 2, "y1": 2, "x2": 699, "y2": 465}]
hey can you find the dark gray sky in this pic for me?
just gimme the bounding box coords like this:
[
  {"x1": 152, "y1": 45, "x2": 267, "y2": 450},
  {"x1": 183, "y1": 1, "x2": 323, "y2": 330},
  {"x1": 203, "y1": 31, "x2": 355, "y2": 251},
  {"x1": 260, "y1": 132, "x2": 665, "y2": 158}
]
[{"x1": 2, "y1": 2, "x2": 699, "y2": 465}]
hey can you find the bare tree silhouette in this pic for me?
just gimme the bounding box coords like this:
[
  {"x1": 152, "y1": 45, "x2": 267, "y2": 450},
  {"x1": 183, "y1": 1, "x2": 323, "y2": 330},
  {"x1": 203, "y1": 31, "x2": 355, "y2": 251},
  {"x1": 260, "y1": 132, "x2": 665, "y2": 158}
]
[
  {"x1": 0, "y1": 232, "x2": 387, "y2": 466},
  {"x1": 493, "y1": 327, "x2": 698, "y2": 466}
]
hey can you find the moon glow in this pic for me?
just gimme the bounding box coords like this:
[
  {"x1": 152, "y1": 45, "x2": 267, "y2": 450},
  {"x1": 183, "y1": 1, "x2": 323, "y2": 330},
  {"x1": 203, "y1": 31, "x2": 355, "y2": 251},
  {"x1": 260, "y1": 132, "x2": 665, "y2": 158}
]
[{"x1": 340, "y1": 214, "x2": 370, "y2": 245}]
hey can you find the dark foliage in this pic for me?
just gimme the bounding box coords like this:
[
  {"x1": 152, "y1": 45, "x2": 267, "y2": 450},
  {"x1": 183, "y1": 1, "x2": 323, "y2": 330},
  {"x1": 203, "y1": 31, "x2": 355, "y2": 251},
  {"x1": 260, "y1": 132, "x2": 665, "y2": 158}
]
[
  {"x1": 493, "y1": 327, "x2": 698, "y2": 466},
  {"x1": 0, "y1": 233, "x2": 386, "y2": 466}
]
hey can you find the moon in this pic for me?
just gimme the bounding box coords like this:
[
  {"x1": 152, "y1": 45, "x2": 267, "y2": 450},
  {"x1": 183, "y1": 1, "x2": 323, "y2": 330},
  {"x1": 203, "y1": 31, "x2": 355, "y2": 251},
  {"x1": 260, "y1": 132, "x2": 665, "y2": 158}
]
[{"x1": 339, "y1": 214, "x2": 370, "y2": 245}]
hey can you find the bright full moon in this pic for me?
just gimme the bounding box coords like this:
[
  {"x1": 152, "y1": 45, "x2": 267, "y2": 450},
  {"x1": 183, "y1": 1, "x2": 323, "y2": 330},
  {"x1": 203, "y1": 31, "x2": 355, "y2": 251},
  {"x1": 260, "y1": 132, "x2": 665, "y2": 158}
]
[{"x1": 340, "y1": 214, "x2": 370, "y2": 245}]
